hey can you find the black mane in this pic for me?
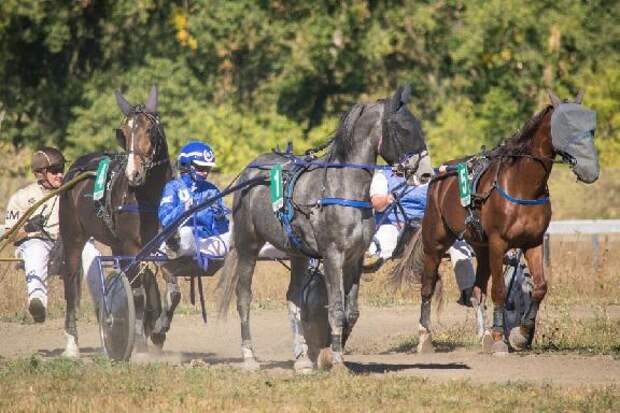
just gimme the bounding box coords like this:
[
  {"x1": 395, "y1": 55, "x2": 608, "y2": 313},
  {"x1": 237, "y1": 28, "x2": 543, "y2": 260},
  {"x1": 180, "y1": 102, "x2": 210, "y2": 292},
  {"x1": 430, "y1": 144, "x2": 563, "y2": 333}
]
[{"x1": 327, "y1": 103, "x2": 366, "y2": 160}]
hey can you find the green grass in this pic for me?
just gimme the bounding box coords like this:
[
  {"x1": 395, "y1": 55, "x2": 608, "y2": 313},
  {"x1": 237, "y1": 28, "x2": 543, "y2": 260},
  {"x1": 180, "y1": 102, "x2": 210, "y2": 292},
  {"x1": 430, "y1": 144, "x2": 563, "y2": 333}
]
[{"x1": 0, "y1": 357, "x2": 618, "y2": 413}]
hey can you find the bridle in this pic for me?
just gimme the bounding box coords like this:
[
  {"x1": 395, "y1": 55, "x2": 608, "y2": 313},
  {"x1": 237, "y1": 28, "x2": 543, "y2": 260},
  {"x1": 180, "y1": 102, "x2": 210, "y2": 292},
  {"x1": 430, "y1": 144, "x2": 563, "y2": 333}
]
[{"x1": 117, "y1": 106, "x2": 169, "y2": 171}]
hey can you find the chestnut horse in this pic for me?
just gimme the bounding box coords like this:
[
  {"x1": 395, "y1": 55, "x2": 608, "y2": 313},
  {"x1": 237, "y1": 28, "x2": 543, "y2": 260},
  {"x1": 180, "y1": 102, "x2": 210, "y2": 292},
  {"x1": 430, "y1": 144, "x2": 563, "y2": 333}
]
[{"x1": 393, "y1": 91, "x2": 599, "y2": 354}]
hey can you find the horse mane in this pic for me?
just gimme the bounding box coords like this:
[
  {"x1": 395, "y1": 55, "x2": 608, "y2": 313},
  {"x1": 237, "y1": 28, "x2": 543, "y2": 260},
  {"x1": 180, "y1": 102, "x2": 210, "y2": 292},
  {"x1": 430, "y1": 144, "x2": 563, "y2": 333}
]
[
  {"x1": 491, "y1": 105, "x2": 553, "y2": 157},
  {"x1": 327, "y1": 103, "x2": 366, "y2": 160}
]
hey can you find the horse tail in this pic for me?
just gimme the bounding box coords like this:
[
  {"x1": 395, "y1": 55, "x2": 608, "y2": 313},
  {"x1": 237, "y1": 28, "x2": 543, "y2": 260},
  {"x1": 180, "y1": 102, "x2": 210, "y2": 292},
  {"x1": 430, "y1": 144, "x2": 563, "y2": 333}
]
[
  {"x1": 389, "y1": 227, "x2": 425, "y2": 288},
  {"x1": 215, "y1": 236, "x2": 239, "y2": 319},
  {"x1": 389, "y1": 226, "x2": 445, "y2": 311}
]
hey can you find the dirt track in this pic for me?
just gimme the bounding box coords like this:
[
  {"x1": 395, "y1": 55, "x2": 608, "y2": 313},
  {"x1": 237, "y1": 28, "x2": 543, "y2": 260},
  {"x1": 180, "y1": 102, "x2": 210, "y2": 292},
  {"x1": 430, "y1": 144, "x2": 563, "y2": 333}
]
[{"x1": 1, "y1": 304, "x2": 619, "y2": 385}]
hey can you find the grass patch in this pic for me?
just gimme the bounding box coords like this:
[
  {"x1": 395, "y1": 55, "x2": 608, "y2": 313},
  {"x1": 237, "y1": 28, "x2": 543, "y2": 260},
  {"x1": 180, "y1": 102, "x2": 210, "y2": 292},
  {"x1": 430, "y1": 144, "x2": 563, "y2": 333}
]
[
  {"x1": 0, "y1": 357, "x2": 618, "y2": 412},
  {"x1": 535, "y1": 305, "x2": 620, "y2": 356}
]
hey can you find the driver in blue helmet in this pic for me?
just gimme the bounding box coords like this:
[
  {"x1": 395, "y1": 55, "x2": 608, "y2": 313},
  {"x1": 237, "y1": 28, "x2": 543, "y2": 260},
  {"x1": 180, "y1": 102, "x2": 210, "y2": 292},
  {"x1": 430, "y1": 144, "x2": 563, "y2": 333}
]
[{"x1": 158, "y1": 141, "x2": 230, "y2": 260}]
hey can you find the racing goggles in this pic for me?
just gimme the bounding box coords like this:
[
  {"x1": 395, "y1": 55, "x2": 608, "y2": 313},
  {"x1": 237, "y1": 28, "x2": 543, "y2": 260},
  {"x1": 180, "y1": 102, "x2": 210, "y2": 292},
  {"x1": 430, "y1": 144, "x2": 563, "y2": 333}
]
[
  {"x1": 44, "y1": 164, "x2": 65, "y2": 175},
  {"x1": 191, "y1": 162, "x2": 212, "y2": 173}
]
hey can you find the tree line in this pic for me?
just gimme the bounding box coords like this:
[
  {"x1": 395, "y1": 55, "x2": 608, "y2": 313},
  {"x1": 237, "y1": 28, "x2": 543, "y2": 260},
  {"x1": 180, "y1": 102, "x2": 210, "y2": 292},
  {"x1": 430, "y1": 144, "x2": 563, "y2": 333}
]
[{"x1": 1, "y1": 0, "x2": 618, "y2": 173}]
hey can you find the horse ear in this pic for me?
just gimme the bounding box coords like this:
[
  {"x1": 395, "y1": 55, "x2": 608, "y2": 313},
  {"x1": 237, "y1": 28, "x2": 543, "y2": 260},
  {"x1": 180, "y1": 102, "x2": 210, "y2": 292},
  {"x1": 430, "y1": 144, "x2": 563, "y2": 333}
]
[
  {"x1": 575, "y1": 90, "x2": 584, "y2": 104},
  {"x1": 400, "y1": 85, "x2": 412, "y2": 104},
  {"x1": 145, "y1": 85, "x2": 158, "y2": 113},
  {"x1": 388, "y1": 86, "x2": 404, "y2": 113},
  {"x1": 115, "y1": 90, "x2": 132, "y2": 116},
  {"x1": 547, "y1": 89, "x2": 562, "y2": 108}
]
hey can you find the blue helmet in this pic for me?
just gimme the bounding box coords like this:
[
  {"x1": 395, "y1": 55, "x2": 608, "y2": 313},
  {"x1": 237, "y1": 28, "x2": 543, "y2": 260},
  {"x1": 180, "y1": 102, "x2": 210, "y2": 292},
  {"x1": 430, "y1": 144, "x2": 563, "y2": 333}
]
[{"x1": 177, "y1": 141, "x2": 216, "y2": 168}]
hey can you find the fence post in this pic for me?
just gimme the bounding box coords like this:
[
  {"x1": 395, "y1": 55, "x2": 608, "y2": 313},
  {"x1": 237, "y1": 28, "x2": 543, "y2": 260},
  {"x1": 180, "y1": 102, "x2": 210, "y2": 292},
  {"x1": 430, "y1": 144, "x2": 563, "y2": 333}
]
[
  {"x1": 591, "y1": 233, "x2": 600, "y2": 271},
  {"x1": 543, "y1": 233, "x2": 551, "y2": 277}
]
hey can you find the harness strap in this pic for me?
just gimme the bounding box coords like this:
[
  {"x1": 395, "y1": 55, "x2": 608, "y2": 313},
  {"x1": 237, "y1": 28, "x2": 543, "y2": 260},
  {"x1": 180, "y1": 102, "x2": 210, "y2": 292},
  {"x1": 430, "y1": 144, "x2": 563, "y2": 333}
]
[
  {"x1": 317, "y1": 198, "x2": 372, "y2": 209},
  {"x1": 278, "y1": 166, "x2": 319, "y2": 257},
  {"x1": 495, "y1": 184, "x2": 549, "y2": 205},
  {"x1": 248, "y1": 157, "x2": 392, "y2": 171},
  {"x1": 116, "y1": 204, "x2": 159, "y2": 214}
]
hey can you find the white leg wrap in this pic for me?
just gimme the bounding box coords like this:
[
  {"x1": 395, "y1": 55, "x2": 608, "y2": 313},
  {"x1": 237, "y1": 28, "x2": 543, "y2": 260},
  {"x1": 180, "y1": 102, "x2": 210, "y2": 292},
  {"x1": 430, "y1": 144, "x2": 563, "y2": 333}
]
[
  {"x1": 288, "y1": 301, "x2": 308, "y2": 359},
  {"x1": 63, "y1": 332, "x2": 80, "y2": 359}
]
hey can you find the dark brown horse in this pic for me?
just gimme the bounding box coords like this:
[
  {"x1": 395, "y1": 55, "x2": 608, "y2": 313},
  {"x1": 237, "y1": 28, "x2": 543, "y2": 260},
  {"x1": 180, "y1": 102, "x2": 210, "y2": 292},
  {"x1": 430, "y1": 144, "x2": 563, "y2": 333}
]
[
  {"x1": 60, "y1": 86, "x2": 173, "y2": 357},
  {"x1": 393, "y1": 91, "x2": 599, "y2": 354}
]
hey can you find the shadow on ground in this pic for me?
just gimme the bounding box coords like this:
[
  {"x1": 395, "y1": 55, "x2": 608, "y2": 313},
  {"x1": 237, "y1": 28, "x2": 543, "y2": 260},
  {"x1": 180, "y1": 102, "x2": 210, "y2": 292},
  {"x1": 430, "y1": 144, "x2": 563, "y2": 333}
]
[{"x1": 346, "y1": 361, "x2": 470, "y2": 374}]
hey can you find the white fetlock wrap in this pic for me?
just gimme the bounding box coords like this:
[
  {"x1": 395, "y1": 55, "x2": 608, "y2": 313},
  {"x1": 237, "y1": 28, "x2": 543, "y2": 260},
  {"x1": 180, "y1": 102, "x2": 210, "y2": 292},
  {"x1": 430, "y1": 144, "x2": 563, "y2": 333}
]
[
  {"x1": 481, "y1": 329, "x2": 494, "y2": 353},
  {"x1": 417, "y1": 323, "x2": 434, "y2": 354},
  {"x1": 294, "y1": 354, "x2": 314, "y2": 374},
  {"x1": 62, "y1": 332, "x2": 80, "y2": 359},
  {"x1": 241, "y1": 346, "x2": 260, "y2": 370},
  {"x1": 241, "y1": 346, "x2": 255, "y2": 360},
  {"x1": 288, "y1": 301, "x2": 309, "y2": 361}
]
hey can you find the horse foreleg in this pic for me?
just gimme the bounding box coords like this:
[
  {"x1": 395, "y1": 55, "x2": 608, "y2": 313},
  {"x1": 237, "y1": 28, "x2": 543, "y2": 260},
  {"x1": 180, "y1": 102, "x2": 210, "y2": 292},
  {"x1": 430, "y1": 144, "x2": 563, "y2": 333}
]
[
  {"x1": 472, "y1": 246, "x2": 490, "y2": 339},
  {"x1": 509, "y1": 245, "x2": 546, "y2": 351},
  {"x1": 236, "y1": 251, "x2": 259, "y2": 370},
  {"x1": 153, "y1": 271, "x2": 181, "y2": 339},
  {"x1": 142, "y1": 268, "x2": 164, "y2": 350},
  {"x1": 418, "y1": 251, "x2": 441, "y2": 354},
  {"x1": 321, "y1": 251, "x2": 347, "y2": 369},
  {"x1": 488, "y1": 238, "x2": 509, "y2": 354},
  {"x1": 342, "y1": 257, "x2": 362, "y2": 347}
]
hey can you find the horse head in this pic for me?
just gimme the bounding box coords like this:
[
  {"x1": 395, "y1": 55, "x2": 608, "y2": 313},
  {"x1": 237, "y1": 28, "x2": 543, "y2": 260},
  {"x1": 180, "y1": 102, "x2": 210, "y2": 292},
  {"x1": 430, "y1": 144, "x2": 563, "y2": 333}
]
[
  {"x1": 115, "y1": 85, "x2": 167, "y2": 187},
  {"x1": 381, "y1": 85, "x2": 434, "y2": 185},
  {"x1": 548, "y1": 90, "x2": 599, "y2": 183}
]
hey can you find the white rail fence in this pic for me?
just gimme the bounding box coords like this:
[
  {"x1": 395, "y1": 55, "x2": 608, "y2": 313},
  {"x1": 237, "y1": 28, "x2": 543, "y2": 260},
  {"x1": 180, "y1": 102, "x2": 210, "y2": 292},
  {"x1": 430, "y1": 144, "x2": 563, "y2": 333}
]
[{"x1": 543, "y1": 219, "x2": 620, "y2": 270}]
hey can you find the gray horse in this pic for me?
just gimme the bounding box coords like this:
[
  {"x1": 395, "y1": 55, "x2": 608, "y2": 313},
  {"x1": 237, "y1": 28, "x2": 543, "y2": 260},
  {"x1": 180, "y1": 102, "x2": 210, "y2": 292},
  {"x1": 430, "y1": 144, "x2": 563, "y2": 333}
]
[{"x1": 216, "y1": 86, "x2": 433, "y2": 371}]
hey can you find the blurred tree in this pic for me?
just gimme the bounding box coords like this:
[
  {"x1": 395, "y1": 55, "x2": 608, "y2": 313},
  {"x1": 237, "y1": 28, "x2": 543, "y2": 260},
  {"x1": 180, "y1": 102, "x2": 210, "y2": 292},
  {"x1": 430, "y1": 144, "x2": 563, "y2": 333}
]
[{"x1": 0, "y1": 0, "x2": 617, "y2": 172}]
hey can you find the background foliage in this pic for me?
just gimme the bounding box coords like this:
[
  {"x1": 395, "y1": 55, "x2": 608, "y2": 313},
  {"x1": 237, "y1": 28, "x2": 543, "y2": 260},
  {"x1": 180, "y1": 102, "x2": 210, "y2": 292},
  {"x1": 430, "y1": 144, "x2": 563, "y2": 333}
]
[{"x1": 1, "y1": 0, "x2": 618, "y2": 172}]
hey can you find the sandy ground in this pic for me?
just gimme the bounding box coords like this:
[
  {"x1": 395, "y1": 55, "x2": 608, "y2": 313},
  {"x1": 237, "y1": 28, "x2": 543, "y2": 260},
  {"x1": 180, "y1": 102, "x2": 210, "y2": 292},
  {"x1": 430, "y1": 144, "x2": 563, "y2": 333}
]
[{"x1": 1, "y1": 304, "x2": 619, "y2": 385}]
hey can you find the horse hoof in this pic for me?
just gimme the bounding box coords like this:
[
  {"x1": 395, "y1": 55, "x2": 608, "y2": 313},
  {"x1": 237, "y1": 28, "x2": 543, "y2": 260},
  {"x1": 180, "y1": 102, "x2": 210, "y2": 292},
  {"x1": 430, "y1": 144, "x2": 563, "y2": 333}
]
[
  {"x1": 417, "y1": 331, "x2": 434, "y2": 354},
  {"x1": 491, "y1": 339, "x2": 509, "y2": 356},
  {"x1": 317, "y1": 348, "x2": 333, "y2": 370},
  {"x1": 331, "y1": 361, "x2": 349, "y2": 374},
  {"x1": 294, "y1": 354, "x2": 314, "y2": 374},
  {"x1": 62, "y1": 333, "x2": 80, "y2": 359},
  {"x1": 481, "y1": 330, "x2": 494, "y2": 353},
  {"x1": 150, "y1": 333, "x2": 166, "y2": 350},
  {"x1": 242, "y1": 357, "x2": 261, "y2": 371},
  {"x1": 508, "y1": 327, "x2": 529, "y2": 352}
]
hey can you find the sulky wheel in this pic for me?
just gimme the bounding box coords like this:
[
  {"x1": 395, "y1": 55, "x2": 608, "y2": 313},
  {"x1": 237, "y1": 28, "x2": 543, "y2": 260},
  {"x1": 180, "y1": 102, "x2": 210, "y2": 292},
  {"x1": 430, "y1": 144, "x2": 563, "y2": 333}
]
[{"x1": 99, "y1": 271, "x2": 136, "y2": 361}]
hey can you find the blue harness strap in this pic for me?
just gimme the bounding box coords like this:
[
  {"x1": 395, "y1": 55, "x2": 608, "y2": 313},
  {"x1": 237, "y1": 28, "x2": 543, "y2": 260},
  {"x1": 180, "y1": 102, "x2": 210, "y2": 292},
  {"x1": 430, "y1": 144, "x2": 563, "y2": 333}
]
[
  {"x1": 277, "y1": 165, "x2": 312, "y2": 254},
  {"x1": 116, "y1": 203, "x2": 158, "y2": 214},
  {"x1": 317, "y1": 198, "x2": 372, "y2": 209},
  {"x1": 495, "y1": 184, "x2": 549, "y2": 206}
]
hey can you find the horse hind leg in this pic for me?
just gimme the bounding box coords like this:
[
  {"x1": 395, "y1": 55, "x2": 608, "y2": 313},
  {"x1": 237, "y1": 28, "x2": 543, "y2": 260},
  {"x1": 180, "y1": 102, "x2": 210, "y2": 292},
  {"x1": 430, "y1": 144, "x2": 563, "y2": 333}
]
[
  {"x1": 418, "y1": 250, "x2": 441, "y2": 354},
  {"x1": 234, "y1": 246, "x2": 260, "y2": 371},
  {"x1": 471, "y1": 246, "x2": 491, "y2": 343},
  {"x1": 141, "y1": 268, "x2": 164, "y2": 350},
  {"x1": 152, "y1": 271, "x2": 181, "y2": 346},
  {"x1": 287, "y1": 256, "x2": 315, "y2": 373},
  {"x1": 488, "y1": 238, "x2": 510, "y2": 355},
  {"x1": 509, "y1": 245, "x2": 546, "y2": 351},
  {"x1": 300, "y1": 270, "x2": 329, "y2": 368}
]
